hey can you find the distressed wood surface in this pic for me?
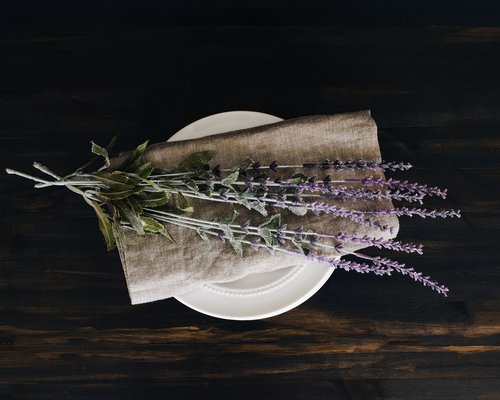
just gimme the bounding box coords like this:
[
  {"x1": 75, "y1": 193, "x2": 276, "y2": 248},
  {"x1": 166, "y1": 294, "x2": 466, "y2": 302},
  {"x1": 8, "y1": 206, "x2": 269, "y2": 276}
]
[{"x1": 0, "y1": 26, "x2": 499, "y2": 399}]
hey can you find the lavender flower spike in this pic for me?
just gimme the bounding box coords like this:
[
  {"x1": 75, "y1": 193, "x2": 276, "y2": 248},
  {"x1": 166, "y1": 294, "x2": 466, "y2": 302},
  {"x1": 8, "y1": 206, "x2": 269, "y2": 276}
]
[
  {"x1": 361, "y1": 176, "x2": 448, "y2": 199},
  {"x1": 371, "y1": 256, "x2": 449, "y2": 296},
  {"x1": 321, "y1": 231, "x2": 424, "y2": 254},
  {"x1": 302, "y1": 159, "x2": 412, "y2": 171},
  {"x1": 306, "y1": 252, "x2": 391, "y2": 276},
  {"x1": 370, "y1": 207, "x2": 461, "y2": 219}
]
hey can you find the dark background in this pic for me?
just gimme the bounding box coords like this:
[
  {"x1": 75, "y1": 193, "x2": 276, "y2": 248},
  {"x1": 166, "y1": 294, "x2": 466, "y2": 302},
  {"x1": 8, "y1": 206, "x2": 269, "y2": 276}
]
[{"x1": 1, "y1": 2, "x2": 500, "y2": 399}]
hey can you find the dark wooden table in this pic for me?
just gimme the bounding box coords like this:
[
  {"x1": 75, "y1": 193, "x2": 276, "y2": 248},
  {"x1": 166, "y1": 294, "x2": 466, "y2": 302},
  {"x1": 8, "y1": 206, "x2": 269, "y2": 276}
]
[{"x1": 1, "y1": 22, "x2": 499, "y2": 400}]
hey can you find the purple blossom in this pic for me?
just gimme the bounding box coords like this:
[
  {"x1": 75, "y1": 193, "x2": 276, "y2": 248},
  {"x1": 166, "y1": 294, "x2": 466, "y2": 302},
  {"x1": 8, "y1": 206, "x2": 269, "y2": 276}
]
[
  {"x1": 360, "y1": 176, "x2": 448, "y2": 199},
  {"x1": 371, "y1": 207, "x2": 461, "y2": 219},
  {"x1": 304, "y1": 201, "x2": 390, "y2": 232},
  {"x1": 302, "y1": 159, "x2": 412, "y2": 171},
  {"x1": 371, "y1": 256, "x2": 449, "y2": 296},
  {"x1": 269, "y1": 160, "x2": 278, "y2": 172},
  {"x1": 306, "y1": 252, "x2": 391, "y2": 276},
  {"x1": 320, "y1": 231, "x2": 423, "y2": 254}
]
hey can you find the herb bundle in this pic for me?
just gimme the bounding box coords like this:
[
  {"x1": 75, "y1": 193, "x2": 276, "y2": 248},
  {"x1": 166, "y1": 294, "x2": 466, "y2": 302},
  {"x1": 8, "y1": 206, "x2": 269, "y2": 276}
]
[{"x1": 6, "y1": 138, "x2": 460, "y2": 296}]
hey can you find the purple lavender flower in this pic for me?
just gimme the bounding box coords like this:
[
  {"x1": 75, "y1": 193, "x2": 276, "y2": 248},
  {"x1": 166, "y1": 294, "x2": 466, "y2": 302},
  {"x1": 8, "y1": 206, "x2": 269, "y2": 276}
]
[
  {"x1": 320, "y1": 231, "x2": 423, "y2": 254},
  {"x1": 371, "y1": 256, "x2": 449, "y2": 296},
  {"x1": 360, "y1": 176, "x2": 447, "y2": 199},
  {"x1": 306, "y1": 252, "x2": 390, "y2": 276},
  {"x1": 303, "y1": 159, "x2": 412, "y2": 171},
  {"x1": 370, "y1": 207, "x2": 461, "y2": 219}
]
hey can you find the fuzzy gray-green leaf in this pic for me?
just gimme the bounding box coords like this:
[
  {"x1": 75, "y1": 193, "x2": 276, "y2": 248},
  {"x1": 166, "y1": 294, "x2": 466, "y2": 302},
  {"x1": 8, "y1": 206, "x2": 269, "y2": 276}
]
[
  {"x1": 287, "y1": 173, "x2": 308, "y2": 185},
  {"x1": 91, "y1": 201, "x2": 116, "y2": 251},
  {"x1": 91, "y1": 141, "x2": 110, "y2": 170},
  {"x1": 174, "y1": 150, "x2": 216, "y2": 173},
  {"x1": 221, "y1": 170, "x2": 240, "y2": 188},
  {"x1": 128, "y1": 196, "x2": 143, "y2": 215},
  {"x1": 114, "y1": 200, "x2": 144, "y2": 235},
  {"x1": 138, "y1": 191, "x2": 171, "y2": 208},
  {"x1": 257, "y1": 226, "x2": 274, "y2": 246},
  {"x1": 229, "y1": 239, "x2": 243, "y2": 257},
  {"x1": 176, "y1": 192, "x2": 193, "y2": 213},
  {"x1": 119, "y1": 140, "x2": 149, "y2": 172},
  {"x1": 97, "y1": 186, "x2": 143, "y2": 201},
  {"x1": 288, "y1": 205, "x2": 308, "y2": 216}
]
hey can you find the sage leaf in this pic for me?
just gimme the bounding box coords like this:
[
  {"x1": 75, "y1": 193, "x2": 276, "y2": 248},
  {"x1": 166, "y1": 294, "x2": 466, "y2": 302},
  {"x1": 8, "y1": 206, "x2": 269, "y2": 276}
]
[
  {"x1": 261, "y1": 213, "x2": 281, "y2": 230},
  {"x1": 174, "y1": 150, "x2": 216, "y2": 173},
  {"x1": 91, "y1": 141, "x2": 110, "y2": 170},
  {"x1": 113, "y1": 219, "x2": 127, "y2": 251},
  {"x1": 221, "y1": 209, "x2": 239, "y2": 225},
  {"x1": 220, "y1": 223, "x2": 234, "y2": 241},
  {"x1": 249, "y1": 201, "x2": 268, "y2": 216},
  {"x1": 90, "y1": 201, "x2": 116, "y2": 251},
  {"x1": 138, "y1": 191, "x2": 171, "y2": 208},
  {"x1": 229, "y1": 239, "x2": 243, "y2": 257},
  {"x1": 221, "y1": 170, "x2": 240, "y2": 188},
  {"x1": 289, "y1": 205, "x2": 308, "y2": 216},
  {"x1": 92, "y1": 171, "x2": 138, "y2": 190},
  {"x1": 127, "y1": 196, "x2": 142, "y2": 215},
  {"x1": 97, "y1": 186, "x2": 143, "y2": 201},
  {"x1": 196, "y1": 228, "x2": 210, "y2": 242},
  {"x1": 238, "y1": 157, "x2": 254, "y2": 173},
  {"x1": 175, "y1": 192, "x2": 193, "y2": 213},
  {"x1": 287, "y1": 173, "x2": 308, "y2": 185},
  {"x1": 134, "y1": 162, "x2": 154, "y2": 179},
  {"x1": 114, "y1": 200, "x2": 144, "y2": 235},
  {"x1": 141, "y1": 216, "x2": 176, "y2": 243},
  {"x1": 118, "y1": 140, "x2": 149, "y2": 172},
  {"x1": 257, "y1": 227, "x2": 275, "y2": 246}
]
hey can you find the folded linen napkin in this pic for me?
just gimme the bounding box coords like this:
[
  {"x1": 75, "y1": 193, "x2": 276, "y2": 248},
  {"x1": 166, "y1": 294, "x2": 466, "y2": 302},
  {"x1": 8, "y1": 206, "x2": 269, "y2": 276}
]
[{"x1": 111, "y1": 110, "x2": 399, "y2": 304}]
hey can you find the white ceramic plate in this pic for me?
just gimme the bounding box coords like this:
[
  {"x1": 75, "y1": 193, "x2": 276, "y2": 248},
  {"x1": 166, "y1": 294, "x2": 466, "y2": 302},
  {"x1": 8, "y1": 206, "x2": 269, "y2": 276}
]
[{"x1": 172, "y1": 111, "x2": 334, "y2": 320}]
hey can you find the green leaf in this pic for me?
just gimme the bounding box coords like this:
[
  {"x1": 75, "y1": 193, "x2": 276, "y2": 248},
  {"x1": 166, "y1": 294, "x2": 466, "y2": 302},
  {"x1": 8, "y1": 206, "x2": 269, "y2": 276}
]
[
  {"x1": 114, "y1": 200, "x2": 144, "y2": 235},
  {"x1": 238, "y1": 157, "x2": 255, "y2": 173},
  {"x1": 173, "y1": 150, "x2": 216, "y2": 173},
  {"x1": 159, "y1": 226, "x2": 176, "y2": 243},
  {"x1": 90, "y1": 201, "x2": 116, "y2": 251},
  {"x1": 221, "y1": 170, "x2": 240, "y2": 188},
  {"x1": 118, "y1": 140, "x2": 149, "y2": 172},
  {"x1": 249, "y1": 201, "x2": 268, "y2": 216},
  {"x1": 141, "y1": 216, "x2": 176, "y2": 243},
  {"x1": 234, "y1": 193, "x2": 251, "y2": 209},
  {"x1": 127, "y1": 196, "x2": 143, "y2": 215},
  {"x1": 219, "y1": 223, "x2": 234, "y2": 241},
  {"x1": 97, "y1": 186, "x2": 143, "y2": 201},
  {"x1": 175, "y1": 192, "x2": 193, "y2": 213},
  {"x1": 196, "y1": 228, "x2": 210, "y2": 242},
  {"x1": 229, "y1": 239, "x2": 243, "y2": 257},
  {"x1": 134, "y1": 162, "x2": 154, "y2": 179},
  {"x1": 113, "y1": 219, "x2": 127, "y2": 251},
  {"x1": 138, "y1": 191, "x2": 171, "y2": 208},
  {"x1": 221, "y1": 209, "x2": 239, "y2": 225},
  {"x1": 257, "y1": 227, "x2": 275, "y2": 246},
  {"x1": 261, "y1": 213, "x2": 281, "y2": 230},
  {"x1": 287, "y1": 173, "x2": 308, "y2": 185},
  {"x1": 91, "y1": 141, "x2": 110, "y2": 170},
  {"x1": 288, "y1": 205, "x2": 308, "y2": 216},
  {"x1": 92, "y1": 171, "x2": 138, "y2": 190},
  {"x1": 183, "y1": 179, "x2": 199, "y2": 192}
]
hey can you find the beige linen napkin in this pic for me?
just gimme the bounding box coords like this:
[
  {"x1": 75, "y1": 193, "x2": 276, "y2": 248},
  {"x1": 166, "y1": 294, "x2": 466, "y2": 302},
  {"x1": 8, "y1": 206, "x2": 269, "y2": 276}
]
[{"x1": 111, "y1": 110, "x2": 399, "y2": 304}]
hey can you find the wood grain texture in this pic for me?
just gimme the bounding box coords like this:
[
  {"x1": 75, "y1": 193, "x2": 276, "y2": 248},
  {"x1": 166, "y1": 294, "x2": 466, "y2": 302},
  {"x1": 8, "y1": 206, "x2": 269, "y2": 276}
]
[{"x1": 0, "y1": 25, "x2": 499, "y2": 399}]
